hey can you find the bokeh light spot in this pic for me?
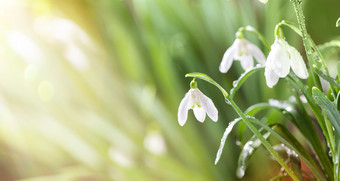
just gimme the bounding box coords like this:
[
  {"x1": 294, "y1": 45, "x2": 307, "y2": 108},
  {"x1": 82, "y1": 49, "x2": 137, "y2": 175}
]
[
  {"x1": 24, "y1": 64, "x2": 39, "y2": 82},
  {"x1": 38, "y1": 81, "x2": 54, "y2": 101}
]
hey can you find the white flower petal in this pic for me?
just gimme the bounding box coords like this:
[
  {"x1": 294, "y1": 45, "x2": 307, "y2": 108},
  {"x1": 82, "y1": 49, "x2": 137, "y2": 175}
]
[
  {"x1": 259, "y1": 0, "x2": 268, "y2": 3},
  {"x1": 239, "y1": 55, "x2": 254, "y2": 71},
  {"x1": 178, "y1": 92, "x2": 190, "y2": 126},
  {"x1": 219, "y1": 42, "x2": 236, "y2": 73},
  {"x1": 233, "y1": 39, "x2": 244, "y2": 58},
  {"x1": 200, "y1": 94, "x2": 218, "y2": 122},
  {"x1": 267, "y1": 38, "x2": 290, "y2": 77},
  {"x1": 193, "y1": 106, "x2": 206, "y2": 123},
  {"x1": 265, "y1": 65, "x2": 280, "y2": 88},
  {"x1": 288, "y1": 46, "x2": 309, "y2": 79},
  {"x1": 247, "y1": 42, "x2": 266, "y2": 64}
]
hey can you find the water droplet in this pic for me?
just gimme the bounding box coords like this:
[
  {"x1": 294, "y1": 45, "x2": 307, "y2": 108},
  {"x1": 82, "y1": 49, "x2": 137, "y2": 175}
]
[
  {"x1": 306, "y1": 49, "x2": 313, "y2": 55},
  {"x1": 245, "y1": 115, "x2": 253, "y2": 119},
  {"x1": 233, "y1": 80, "x2": 238, "y2": 87},
  {"x1": 235, "y1": 140, "x2": 241, "y2": 146},
  {"x1": 329, "y1": 150, "x2": 333, "y2": 157},
  {"x1": 230, "y1": 88, "x2": 235, "y2": 94},
  {"x1": 237, "y1": 166, "x2": 245, "y2": 178},
  {"x1": 225, "y1": 98, "x2": 231, "y2": 105}
]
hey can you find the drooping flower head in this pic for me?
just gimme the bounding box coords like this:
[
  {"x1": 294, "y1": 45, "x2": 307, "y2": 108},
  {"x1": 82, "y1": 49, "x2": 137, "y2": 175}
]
[
  {"x1": 259, "y1": 0, "x2": 268, "y2": 4},
  {"x1": 264, "y1": 37, "x2": 309, "y2": 88},
  {"x1": 178, "y1": 80, "x2": 218, "y2": 126},
  {"x1": 219, "y1": 38, "x2": 266, "y2": 73}
]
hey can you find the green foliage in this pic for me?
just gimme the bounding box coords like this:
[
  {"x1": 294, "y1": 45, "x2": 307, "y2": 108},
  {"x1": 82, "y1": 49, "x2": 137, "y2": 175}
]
[{"x1": 1, "y1": 0, "x2": 340, "y2": 180}]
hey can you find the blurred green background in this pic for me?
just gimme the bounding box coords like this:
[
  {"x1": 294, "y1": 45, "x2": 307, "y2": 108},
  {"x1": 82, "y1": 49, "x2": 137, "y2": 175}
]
[{"x1": 0, "y1": 0, "x2": 339, "y2": 180}]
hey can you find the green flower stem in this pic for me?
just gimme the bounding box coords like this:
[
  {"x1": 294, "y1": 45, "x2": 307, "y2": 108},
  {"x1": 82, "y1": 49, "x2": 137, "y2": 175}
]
[
  {"x1": 279, "y1": 20, "x2": 331, "y2": 77},
  {"x1": 289, "y1": 80, "x2": 334, "y2": 178},
  {"x1": 288, "y1": 74, "x2": 334, "y2": 180},
  {"x1": 270, "y1": 174, "x2": 290, "y2": 181},
  {"x1": 238, "y1": 26, "x2": 271, "y2": 50},
  {"x1": 291, "y1": 2, "x2": 336, "y2": 180},
  {"x1": 274, "y1": 24, "x2": 284, "y2": 39},
  {"x1": 227, "y1": 96, "x2": 299, "y2": 181},
  {"x1": 336, "y1": 144, "x2": 340, "y2": 181},
  {"x1": 318, "y1": 40, "x2": 340, "y2": 51},
  {"x1": 190, "y1": 78, "x2": 198, "y2": 89},
  {"x1": 279, "y1": 19, "x2": 337, "y2": 98},
  {"x1": 186, "y1": 73, "x2": 299, "y2": 181},
  {"x1": 290, "y1": 0, "x2": 323, "y2": 91},
  {"x1": 325, "y1": 115, "x2": 335, "y2": 155}
]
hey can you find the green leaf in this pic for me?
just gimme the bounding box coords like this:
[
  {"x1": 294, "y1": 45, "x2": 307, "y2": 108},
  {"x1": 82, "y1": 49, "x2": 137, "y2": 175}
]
[
  {"x1": 248, "y1": 119, "x2": 326, "y2": 181},
  {"x1": 236, "y1": 130, "x2": 270, "y2": 178},
  {"x1": 318, "y1": 40, "x2": 340, "y2": 51},
  {"x1": 230, "y1": 65, "x2": 265, "y2": 99},
  {"x1": 236, "y1": 103, "x2": 271, "y2": 140},
  {"x1": 337, "y1": 90, "x2": 340, "y2": 112},
  {"x1": 185, "y1": 72, "x2": 229, "y2": 98},
  {"x1": 272, "y1": 144, "x2": 303, "y2": 180},
  {"x1": 245, "y1": 103, "x2": 272, "y2": 116},
  {"x1": 312, "y1": 87, "x2": 340, "y2": 136},
  {"x1": 280, "y1": 20, "x2": 302, "y2": 36},
  {"x1": 337, "y1": 62, "x2": 340, "y2": 83},
  {"x1": 314, "y1": 67, "x2": 340, "y2": 88},
  {"x1": 243, "y1": 98, "x2": 331, "y2": 180},
  {"x1": 243, "y1": 26, "x2": 270, "y2": 50},
  {"x1": 215, "y1": 118, "x2": 241, "y2": 165},
  {"x1": 288, "y1": 75, "x2": 334, "y2": 179},
  {"x1": 335, "y1": 143, "x2": 340, "y2": 181},
  {"x1": 186, "y1": 72, "x2": 300, "y2": 180}
]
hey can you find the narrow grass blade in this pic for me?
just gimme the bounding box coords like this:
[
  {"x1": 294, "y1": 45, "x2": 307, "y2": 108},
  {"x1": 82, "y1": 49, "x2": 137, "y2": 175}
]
[
  {"x1": 248, "y1": 119, "x2": 326, "y2": 181},
  {"x1": 230, "y1": 65, "x2": 265, "y2": 99},
  {"x1": 215, "y1": 118, "x2": 242, "y2": 165},
  {"x1": 312, "y1": 87, "x2": 340, "y2": 136},
  {"x1": 236, "y1": 131, "x2": 270, "y2": 178},
  {"x1": 314, "y1": 68, "x2": 340, "y2": 88},
  {"x1": 185, "y1": 72, "x2": 229, "y2": 98}
]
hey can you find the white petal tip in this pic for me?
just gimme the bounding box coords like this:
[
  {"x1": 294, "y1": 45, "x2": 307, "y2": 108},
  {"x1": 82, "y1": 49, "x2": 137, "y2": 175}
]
[
  {"x1": 219, "y1": 65, "x2": 229, "y2": 73},
  {"x1": 211, "y1": 116, "x2": 218, "y2": 122},
  {"x1": 267, "y1": 84, "x2": 274, "y2": 88},
  {"x1": 300, "y1": 74, "x2": 309, "y2": 79},
  {"x1": 178, "y1": 120, "x2": 186, "y2": 126}
]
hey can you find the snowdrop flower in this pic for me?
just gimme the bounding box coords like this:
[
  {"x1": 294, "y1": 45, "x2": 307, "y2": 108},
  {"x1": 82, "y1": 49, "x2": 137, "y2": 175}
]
[
  {"x1": 259, "y1": 0, "x2": 268, "y2": 4},
  {"x1": 265, "y1": 38, "x2": 309, "y2": 88},
  {"x1": 178, "y1": 82, "x2": 218, "y2": 126},
  {"x1": 219, "y1": 38, "x2": 266, "y2": 73}
]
